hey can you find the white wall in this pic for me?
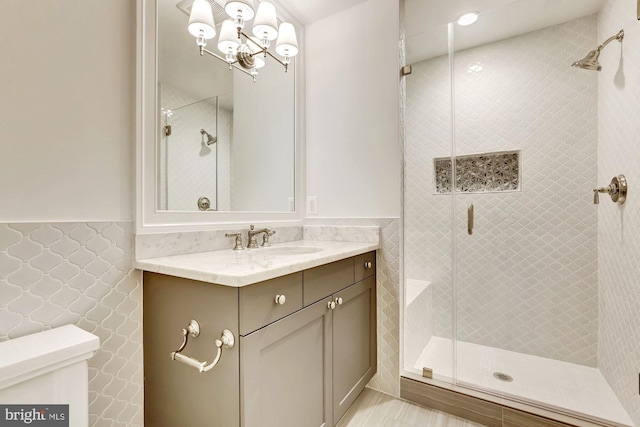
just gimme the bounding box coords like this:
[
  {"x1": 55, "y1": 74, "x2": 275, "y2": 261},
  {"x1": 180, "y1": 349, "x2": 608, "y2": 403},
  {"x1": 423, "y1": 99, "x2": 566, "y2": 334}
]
[
  {"x1": 232, "y1": 61, "x2": 295, "y2": 212},
  {"x1": 0, "y1": 2, "x2": 142, "y2": 426},
  {"x1": 0, "y1": 1, "x2": 135, "y2": 222},
  {"x1": 598, "y1": 0, "x2": 640, "y2": 423},
  {"x1": 305, "y1": 0, "x2": 400, "y2": 218}
]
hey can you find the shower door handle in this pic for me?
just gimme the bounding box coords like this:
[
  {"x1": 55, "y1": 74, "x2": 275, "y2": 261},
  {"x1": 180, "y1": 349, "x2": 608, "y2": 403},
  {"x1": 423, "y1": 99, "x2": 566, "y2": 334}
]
[{"x1": 467, "y1": 204, "x2": 474, "y2": 235}]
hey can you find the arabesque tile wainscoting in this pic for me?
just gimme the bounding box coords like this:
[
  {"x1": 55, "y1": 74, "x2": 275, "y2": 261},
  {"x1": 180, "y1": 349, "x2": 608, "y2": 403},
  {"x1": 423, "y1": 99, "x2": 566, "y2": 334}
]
[{"x1": 0, "y1": 222, "x2": 143, "y2": 427}]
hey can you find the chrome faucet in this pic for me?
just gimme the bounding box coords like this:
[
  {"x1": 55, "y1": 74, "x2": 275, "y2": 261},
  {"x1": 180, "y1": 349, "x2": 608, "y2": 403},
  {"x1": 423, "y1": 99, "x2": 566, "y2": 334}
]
[{"x1": 247, "y1": 225, "x2": 275, "y2": 249}]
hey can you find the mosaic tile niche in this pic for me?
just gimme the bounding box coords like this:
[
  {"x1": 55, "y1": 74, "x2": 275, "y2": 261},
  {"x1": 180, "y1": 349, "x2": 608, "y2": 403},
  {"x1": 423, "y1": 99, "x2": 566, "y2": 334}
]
[{"x1": 434, "y1": 151, "x2": 520, "y2": 194}]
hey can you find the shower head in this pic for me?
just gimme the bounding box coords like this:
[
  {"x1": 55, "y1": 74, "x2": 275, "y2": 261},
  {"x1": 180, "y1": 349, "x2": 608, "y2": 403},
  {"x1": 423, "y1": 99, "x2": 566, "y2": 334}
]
[
  {"x1": 572, "y1": 49, "x2": 602, "y2": 71},
  {"x1": 200, "y1": 129, "x2": 217, "y2": 145},
  {"x1": 572, "y1": 29, "x2": 624, "y2": 71}
]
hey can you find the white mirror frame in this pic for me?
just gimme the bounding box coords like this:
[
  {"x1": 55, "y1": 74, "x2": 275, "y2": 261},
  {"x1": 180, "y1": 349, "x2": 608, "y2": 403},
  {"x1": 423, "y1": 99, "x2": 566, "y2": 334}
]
[{"x1": 136, "y1": 0, "x2": 305, "y2": 234}]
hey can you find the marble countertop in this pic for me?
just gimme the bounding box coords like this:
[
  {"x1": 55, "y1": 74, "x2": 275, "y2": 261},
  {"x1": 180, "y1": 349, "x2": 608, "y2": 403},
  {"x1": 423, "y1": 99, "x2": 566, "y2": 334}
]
[{"x1": 134, "y1": 240, "x2": 379, "y2": 287}]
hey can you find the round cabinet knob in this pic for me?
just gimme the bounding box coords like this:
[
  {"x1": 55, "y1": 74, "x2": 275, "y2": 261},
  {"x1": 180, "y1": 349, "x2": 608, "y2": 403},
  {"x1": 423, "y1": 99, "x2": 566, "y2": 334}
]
[
  {"x1": 274, "y1": 295, "x2": 286, "y2": 305},
  {"x1": 364, "y1": 261, "x2": 372, "y2": 269},
  {"x1": 328, "y1": 301, "x2": 336, "y2": 310},
  {"x1": 335, "y1": 297, "x2": 343, "y2": 306}
]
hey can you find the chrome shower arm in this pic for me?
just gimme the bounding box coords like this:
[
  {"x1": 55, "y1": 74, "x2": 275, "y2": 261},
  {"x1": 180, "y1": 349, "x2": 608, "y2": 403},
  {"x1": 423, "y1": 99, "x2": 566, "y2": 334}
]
[{"x1": 597, "y1": 29, "x2": 624, "y2": 51}]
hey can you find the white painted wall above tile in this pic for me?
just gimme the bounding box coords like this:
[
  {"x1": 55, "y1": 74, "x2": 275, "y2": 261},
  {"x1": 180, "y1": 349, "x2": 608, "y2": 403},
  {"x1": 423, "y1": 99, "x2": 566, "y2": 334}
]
[
  {"x1": 0, "y1": 1, "x2": 135, "y2": 222},
  {"x1": 305, "y1": 0, "x2": 401, "y2": 218}
]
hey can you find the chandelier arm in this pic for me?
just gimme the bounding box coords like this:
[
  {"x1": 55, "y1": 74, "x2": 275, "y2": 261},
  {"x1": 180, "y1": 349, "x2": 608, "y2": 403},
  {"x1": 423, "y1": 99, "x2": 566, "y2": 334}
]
[
  {"x1": 264, "y1": 50, "x2": 288, "y2": 68},
  {"x1": 239, "y1": 30, "x2": 289, "y2": 70},
  {"x1": 242, "y1": 32, "x2": 264, "y2": 52},
  {"x1": 201, "y1": 47, "x2": 255, "y2": 77}
]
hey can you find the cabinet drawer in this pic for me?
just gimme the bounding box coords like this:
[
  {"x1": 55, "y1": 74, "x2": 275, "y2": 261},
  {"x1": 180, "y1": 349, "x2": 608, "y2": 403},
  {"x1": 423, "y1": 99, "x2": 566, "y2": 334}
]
[
  {"x1": 354, "y1": 251, "x2": 376, "y2": 282},
  {"x1": 303, "y1": 258, "x2": 354, "y2": 306},
  {"x1": 239, "y1": 272, "x2": 303, "y2": 335}
]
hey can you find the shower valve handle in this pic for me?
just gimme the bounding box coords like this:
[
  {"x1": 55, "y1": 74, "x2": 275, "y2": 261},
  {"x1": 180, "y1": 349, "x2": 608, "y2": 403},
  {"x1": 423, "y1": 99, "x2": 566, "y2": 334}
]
[
  {"x1": 593, "y1": 187, "x2": 609, "y2": 204},
  {"x1": 593, "y1": 175, "x2": 627, "y2": 205}
]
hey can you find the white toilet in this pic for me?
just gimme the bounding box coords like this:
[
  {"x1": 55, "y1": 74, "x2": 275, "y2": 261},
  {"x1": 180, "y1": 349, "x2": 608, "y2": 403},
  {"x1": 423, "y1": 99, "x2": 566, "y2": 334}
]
[{"x1": 0, "y1": 325, "x2": 99, "y2": 427}]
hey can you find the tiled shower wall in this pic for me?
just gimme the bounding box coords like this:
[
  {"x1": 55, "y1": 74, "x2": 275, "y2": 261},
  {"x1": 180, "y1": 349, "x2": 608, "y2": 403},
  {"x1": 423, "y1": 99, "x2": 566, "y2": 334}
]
[
  {"x1": 305, "y1": 218, "x2": 401, "y2": 397},
  {"x1": 0, "y1": 222, "x2": 142, "y2": 427},
  {"x1": 405, "y1": 16, "x2": 599, "y2": 366},
  {"x1": 597, "y1": 0, "x2": 640, "y2": 423}
]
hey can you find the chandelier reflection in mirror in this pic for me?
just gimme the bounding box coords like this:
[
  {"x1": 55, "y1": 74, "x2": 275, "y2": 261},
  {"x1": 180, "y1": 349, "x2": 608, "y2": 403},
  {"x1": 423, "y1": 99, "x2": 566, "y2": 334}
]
[{"x1": 187, "y1": 0, "x2": 299, "y2": 82}]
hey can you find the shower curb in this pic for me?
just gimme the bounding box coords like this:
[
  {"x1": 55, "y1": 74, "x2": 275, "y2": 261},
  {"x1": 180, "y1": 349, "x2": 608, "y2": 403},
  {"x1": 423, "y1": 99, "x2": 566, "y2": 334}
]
[{"x1": 400, "y1": 377, "x2": 610, "y2": 427}]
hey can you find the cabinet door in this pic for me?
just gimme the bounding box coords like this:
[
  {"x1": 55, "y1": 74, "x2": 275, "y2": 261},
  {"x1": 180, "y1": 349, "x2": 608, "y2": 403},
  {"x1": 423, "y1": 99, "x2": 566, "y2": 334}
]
[
  {"x1": 241, "y1": 297, "x2": 333, "y2": 427},
  {"x1": 332, "y1": 276, "x2": 377, "y2": 425}
]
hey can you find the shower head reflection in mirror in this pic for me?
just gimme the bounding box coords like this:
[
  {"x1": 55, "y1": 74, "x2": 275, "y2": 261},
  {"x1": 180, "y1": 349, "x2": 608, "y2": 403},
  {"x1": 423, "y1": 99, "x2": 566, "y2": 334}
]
[{"x1": 201, "y1": 129, "x2": 217, "y2": 145}]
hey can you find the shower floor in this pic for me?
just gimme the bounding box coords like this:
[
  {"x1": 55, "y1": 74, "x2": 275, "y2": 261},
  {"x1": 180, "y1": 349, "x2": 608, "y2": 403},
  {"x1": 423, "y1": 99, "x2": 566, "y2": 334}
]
[{"x1": 412, "y1": 337, "x2": 634, "y2": 427}]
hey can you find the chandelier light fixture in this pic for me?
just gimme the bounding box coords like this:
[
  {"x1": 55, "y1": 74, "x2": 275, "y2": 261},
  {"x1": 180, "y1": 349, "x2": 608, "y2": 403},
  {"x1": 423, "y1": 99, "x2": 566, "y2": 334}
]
[{"x1": 188, "y1": 0, "x2": 299, "y2": 82}]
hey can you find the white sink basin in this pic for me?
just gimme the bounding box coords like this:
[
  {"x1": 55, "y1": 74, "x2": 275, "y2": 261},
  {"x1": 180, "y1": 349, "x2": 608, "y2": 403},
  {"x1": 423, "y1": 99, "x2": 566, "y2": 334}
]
[{"x1": 261, "y1": 246, "x2": 323, "y2": 256}]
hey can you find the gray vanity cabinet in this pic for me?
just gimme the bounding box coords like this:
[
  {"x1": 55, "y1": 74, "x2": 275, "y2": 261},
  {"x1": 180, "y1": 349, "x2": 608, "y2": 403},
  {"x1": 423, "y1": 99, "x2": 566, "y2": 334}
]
[
  {"x1": 240, "y1": 296, "x2": 333, "y2": 427},
  {"x1": 143, "y1": 272, "x2": 241, "y2": 427},
  {"x1": 241, "y1": 258, "x2": 377, "y2": 427},
  {"x1": 332, "y1": 275, "x2": 376, "y2": 425},
  {"x1": 143, "y1": 251, "x2": 377, "y2": 427}
]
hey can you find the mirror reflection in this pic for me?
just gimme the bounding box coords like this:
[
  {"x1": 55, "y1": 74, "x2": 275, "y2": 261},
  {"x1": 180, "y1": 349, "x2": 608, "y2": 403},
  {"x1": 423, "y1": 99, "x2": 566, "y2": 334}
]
[{"x1": 157, "y1": 0, "x2": 296, "y2": 213}]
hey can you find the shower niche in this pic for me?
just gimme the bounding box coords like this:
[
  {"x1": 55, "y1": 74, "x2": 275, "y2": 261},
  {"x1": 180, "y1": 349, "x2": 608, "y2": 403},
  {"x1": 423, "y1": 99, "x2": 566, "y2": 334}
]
[{"x1": 433, "y1": 150, "x2": 520, "y2": 194}]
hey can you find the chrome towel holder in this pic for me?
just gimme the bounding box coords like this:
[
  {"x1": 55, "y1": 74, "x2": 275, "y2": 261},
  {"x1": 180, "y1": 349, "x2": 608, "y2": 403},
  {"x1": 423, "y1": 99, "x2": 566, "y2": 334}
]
[{"x1": 170, "y1": 319, "x2": 235, "y2": 373}]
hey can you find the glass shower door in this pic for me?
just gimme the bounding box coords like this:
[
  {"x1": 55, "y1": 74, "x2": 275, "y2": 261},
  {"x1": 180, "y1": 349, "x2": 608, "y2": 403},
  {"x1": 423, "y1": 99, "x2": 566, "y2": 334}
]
[
  {"x1": 451, "y1": 2, "x2": 601, "y2": 414},
  {"x1": 402, "y1": 19, "x2": 455, "y2": 383}
]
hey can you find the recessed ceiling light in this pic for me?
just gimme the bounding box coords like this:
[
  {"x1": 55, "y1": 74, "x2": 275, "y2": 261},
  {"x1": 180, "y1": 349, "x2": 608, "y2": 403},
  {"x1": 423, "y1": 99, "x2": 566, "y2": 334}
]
[{"x1": 457, "y1": 12, "x2": 479, "y2": 26}]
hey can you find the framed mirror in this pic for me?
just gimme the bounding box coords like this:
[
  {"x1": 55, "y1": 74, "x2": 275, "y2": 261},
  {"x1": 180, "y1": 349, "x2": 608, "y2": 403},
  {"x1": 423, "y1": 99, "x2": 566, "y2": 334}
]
[{"x1": 137, "y1": 0, "x2": 303, "y2": 233}]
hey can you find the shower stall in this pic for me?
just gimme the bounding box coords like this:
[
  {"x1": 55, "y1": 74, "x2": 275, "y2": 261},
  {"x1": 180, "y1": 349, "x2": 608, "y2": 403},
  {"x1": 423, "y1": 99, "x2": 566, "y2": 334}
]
[
  {"x1": 158, "y1": 87, "x2": 234, "y2": 212},
  {"x1": 401, "y1": 0, "x2": 636, "y2": 425}
]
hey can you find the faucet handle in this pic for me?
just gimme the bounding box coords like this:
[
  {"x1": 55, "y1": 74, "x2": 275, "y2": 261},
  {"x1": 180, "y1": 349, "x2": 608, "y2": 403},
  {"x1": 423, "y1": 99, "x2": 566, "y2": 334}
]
[
  {"x1": 225, "y1": 232, "x2": 244, "y2": 251},
  {"x1": 262, "y1": 229, "x2": 276, "y2": 247},
  {"x1": 593, "y1": 188, "x2": 603, "y2": 204}
]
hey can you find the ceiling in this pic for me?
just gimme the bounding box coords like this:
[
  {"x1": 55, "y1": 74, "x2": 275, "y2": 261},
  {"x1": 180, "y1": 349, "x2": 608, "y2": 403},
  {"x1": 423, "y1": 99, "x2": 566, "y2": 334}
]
[
  {"x1": 404, "y1": 0, "x2": 605, "y2": 64},
  {"x1": 160, "y1": 0, "x2": 606, "y2": 98},
  {"x1": 276, "y1": 0, "x2": 369, "y2": 25},
  {"x1": 275, "y1": 0, "x2": 604, "y2": 64}
]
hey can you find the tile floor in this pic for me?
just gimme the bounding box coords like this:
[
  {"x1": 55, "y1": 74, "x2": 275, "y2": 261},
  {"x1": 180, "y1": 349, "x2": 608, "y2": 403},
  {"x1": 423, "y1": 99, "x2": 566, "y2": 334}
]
[{"x1": 337, "y1": 387, "x2": 486, "y2": 427}]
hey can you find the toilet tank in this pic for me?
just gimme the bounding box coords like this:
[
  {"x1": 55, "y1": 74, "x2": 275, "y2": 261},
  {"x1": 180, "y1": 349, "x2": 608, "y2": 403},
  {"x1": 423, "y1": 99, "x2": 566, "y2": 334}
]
[{"x1": 0, "y1": 325, "x2": 100, "y2": 427}]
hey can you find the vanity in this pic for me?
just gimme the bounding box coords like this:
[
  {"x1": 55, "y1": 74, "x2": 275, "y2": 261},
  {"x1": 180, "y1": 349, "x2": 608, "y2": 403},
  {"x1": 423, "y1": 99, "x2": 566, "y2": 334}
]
[
  {"x1": 134, "y1": 1, "x2": 374, "y2": 424},
  {"x1": 138, "y1": 240, "x2": 378, "y2": 427}
]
